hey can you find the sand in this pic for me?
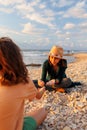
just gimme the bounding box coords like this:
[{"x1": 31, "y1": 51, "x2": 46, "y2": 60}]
[{"x1": 25, "y1": 53, "x2": 87, "y2": 130}]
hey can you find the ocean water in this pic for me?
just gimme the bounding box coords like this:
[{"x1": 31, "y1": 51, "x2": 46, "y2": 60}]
[{"x1": 22, "y1": 50, "x2": 75, "y2": 66}]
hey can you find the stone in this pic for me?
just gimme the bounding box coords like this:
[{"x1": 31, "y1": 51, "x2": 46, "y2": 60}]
[{"x1": 63, "y1": 126, "x2": 71, "y2": 130}]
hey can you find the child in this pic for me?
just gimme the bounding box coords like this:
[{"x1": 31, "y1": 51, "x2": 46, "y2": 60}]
[
  {"x1": 0, "y1": 37, "x2": 47, "y2": 130},
  {"x1": 38, "y1": 45, "x2": 72, "y2": 92}
]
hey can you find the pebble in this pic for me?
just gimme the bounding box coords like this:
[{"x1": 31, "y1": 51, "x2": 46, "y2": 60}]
[
  {"x1": 63, "y1": 126, "x2": 71, "y2": 130},
  {"x1": 25, "y1": 54, "x2": 87, "y2": 130},
  {"x1": 85, "y1": 126, "x2": 87, "y2": 130}
]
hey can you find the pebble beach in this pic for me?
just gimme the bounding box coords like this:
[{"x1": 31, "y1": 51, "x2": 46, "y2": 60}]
[{"x1": 24, "y1": 53, "x2": 87, "y2": 130}]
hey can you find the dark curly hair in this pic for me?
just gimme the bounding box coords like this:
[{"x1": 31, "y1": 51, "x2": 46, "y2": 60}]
[{"x1": 0, "y1": 37, "x2": 29, "y2": 85}]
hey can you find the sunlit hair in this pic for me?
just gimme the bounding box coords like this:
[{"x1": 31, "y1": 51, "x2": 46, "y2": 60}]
[
  {"x1": 49, "y1": 45, "x2": 63, "y2": 58},
  {"x1": 0, "y1": 37, "x2": 29, "y2": 85},
  {"x1": 48, "y1": 45, "x2": 63, "y2": 65}
]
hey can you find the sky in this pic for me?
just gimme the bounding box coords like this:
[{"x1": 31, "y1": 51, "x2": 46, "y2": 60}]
[{"x1": 0, "y1": 0, "x2": 87, "y2": 50}]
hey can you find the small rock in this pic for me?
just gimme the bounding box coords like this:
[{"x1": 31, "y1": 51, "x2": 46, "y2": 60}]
[
  {"x1": 63, "y1": 126, "x2": 71, "y2": 130},
  {"x1": 85, "y1": 126, "x2": 87, "y2": 130}
]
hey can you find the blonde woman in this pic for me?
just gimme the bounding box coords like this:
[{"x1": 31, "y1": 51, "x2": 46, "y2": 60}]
[{"x1": 38, "y1": 45, "x2": 72, "y2": 92}]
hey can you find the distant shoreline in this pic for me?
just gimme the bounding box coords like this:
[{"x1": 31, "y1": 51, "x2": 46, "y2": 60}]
[
  {"x1": 26, "y1": 63, "x2": 41, "y2": 67},
  {"x1": 25, "y1": 53, "x2": 74, "y2": 67},
  {"x1": 72, "y1": 52, "x2": 87, "y2": 62},
  {"x1": 25, "y1": 52, "x2": 87, "y2": 67},
  {"x1": 22, "y1": 49, "x2": 87, "y2": 52}
]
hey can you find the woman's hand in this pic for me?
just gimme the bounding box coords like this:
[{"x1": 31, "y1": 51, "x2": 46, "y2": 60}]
[
  {"x1": 36, "y1": 87, "x2": 45, "y2": 99},
  {"x1": 46, "y1": 79, "x2": 55, "y2": 86},
  {"x1": 38, "y1": 80, "x2": 45, "y2": 87}
]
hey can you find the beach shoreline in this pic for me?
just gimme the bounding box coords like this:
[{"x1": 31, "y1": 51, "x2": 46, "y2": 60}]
[
  {"x1": 73, "y1": 53, "x2": 87, "y2": 62},
  {"x1": 25, "y1": 53, "x2": 87, "y2": 130},
  {"x1": 28, "y1": 52, "x2": 87, "y2": 79}
]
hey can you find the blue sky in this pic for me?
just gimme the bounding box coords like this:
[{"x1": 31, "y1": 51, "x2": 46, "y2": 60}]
[{"x1": 0, "y1": 0, "x2": 87, "y2": 50}]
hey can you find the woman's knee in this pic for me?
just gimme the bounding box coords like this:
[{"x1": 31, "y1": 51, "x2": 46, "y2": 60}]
[{"x1": 62, "y1": 78, "x2": 72, "y2": 87}]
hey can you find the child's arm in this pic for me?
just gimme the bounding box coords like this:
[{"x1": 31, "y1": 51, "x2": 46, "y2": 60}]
[{"x1": 36, "y1": 87, "x2": 45, "y2": 99}]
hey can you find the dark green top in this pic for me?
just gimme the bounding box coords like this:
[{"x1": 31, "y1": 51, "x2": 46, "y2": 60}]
[{"x1": 41, "y1": 59, "x2": 67, "y2": 83}]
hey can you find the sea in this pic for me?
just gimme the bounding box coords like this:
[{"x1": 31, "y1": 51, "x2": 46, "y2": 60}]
[{"x1": 21, "y1": 49, "x2": 87, "y2": 66}]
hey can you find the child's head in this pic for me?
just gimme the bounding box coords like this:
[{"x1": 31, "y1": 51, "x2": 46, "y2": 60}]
[
  {"x1": 0, "y1": 37, "x2": 28, "y2": 85},
  {"x1": 49, "y1": 45, "x2": 63, "y2": 66}
]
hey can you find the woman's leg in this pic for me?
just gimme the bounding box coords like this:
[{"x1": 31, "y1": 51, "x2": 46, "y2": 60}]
[
  {"x1": 55, "y1": 78, "x2": 72, "y2": 88},
  {"x1": 26, "y1": 107, "x2": 48, "y2": 126},
  {"x1": 53, "y1": 78, "x2": 72, "y2": 92}
]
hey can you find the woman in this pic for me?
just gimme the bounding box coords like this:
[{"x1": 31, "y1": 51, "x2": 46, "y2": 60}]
[
  {"x1": 0, "y1": 37, "x2": 47, "y2": 130},
  {"x1": 38, "y1": 45, "x2": 72, "y2": 92}
]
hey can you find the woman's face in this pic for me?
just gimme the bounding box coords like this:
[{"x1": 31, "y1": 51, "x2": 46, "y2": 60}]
[{"x1": 49, "y1": 56, "x2": 60, "y2": 66}]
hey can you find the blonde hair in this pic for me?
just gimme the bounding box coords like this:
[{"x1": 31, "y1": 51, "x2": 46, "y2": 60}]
[{"x1": 49, "y1": 45, "x2": 63, "y2": 58}]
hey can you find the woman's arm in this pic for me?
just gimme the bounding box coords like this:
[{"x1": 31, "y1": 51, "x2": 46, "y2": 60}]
[
  {"x1": 38, "y1": 80, "x2": 45, "y2": 87},
  {"x1": 41, "y1": 60, "x2": 48, "y2": 82},
  {"x1": 27, "y1": 79, "x2": 45, "y2": 101},
  {"x1": 38, "y1": 60, "x2": 48, "y2": 87}
]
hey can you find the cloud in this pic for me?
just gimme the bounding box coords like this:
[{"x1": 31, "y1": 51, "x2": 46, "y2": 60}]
[
  {"x1": 66, "y1": 37, "x2": 70, "y2": 40},
  {"x1": 0, "y1": 7, "x2": 13, "y2": 13},
  {"x1": 25, "y1": 13, "x2": 54, "y2": 27},
  {"x1": 22, "y1": 23, "x2": 35, "y2": 34},
  {"x1": 57, "y1": 0, "x2": 74, "y2": 7},
  {"x1": 39, "y1": 3, "x2": 46, "y2": 9},
  {"x1": 15, "y1": 2, "x2": 34, "y2": 14},
  {"x1": 79, "y1": 22, "x2": 87, "y2": 29},
  {"x1": 0, "y1": 0, "x2": 87, "y2": 50},
  {"x1": 50, "y1": 0, "x2": 74, "y2": 7},
  {"x1": 44, "y1": 9, "x2": 56, "y2": 17},
  {"x1": 63, "y1": 1, "x2": 87, "y2": 18},
  {"x1": 64, "y1": 23, "x2": 75, "y2": 29},
  {"x1": 22, "y1": 22, "x2": 48, "y2": 35},
  {"x1": 15, "y1": 1, "x2": 55, "y2": 27},
  {"x1": 0, "y1": 26, "x2": 21, "y2": 35},
  {"x1": 35, "y1": 37, "x2": 50, "y2": 45},
  {"x1": 0, "y1": 0, "x2": 24, "y2": 6},
  {"x1": 0, "y1": 0, "x2": 56, "y2": 28}
]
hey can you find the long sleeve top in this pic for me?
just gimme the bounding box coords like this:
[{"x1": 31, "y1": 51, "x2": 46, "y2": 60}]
[{"x1": 41, "y1": 59, "x2": 67, "y2": 83}]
